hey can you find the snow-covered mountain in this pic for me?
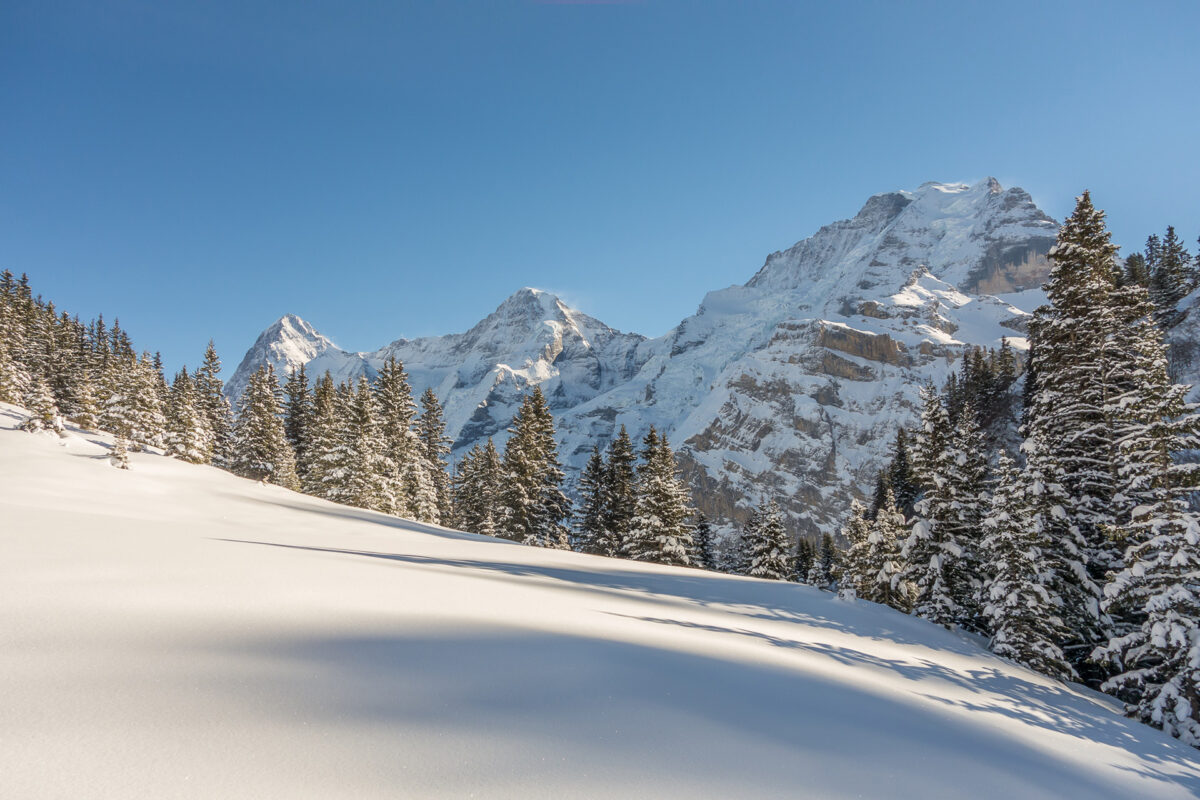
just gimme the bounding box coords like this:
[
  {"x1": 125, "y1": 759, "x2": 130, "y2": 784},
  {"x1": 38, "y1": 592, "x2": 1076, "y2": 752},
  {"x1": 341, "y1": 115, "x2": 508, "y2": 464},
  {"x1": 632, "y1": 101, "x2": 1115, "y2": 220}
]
[
  {"x1": 226, "y1": 313, "x2": 338, "y2": 400},
  {"x1": 231, "y1": 178, "x2": 1059, "y2": 536},
  {"x1": 6, "y1": 406, "x2": 1200, "y2": 798}
]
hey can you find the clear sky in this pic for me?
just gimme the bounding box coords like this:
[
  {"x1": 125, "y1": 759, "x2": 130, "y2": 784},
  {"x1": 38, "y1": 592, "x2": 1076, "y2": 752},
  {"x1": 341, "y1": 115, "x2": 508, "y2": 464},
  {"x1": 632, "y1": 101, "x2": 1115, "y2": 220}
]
[{"x1": 3, "y1": 1, "x2": 1198, "y2": 376}]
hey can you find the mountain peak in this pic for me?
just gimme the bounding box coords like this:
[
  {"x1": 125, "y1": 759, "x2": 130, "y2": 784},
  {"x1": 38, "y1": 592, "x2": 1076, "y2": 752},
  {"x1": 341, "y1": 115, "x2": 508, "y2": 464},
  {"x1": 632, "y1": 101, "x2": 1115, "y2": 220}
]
[{"x1": 225, "y1": 314, "x2": 337, "y2": 398}]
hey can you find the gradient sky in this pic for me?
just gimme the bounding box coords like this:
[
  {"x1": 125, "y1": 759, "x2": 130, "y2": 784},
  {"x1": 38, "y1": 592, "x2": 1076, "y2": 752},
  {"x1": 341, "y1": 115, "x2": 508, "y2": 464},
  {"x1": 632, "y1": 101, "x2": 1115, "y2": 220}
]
[{"x1": 3, "y1": 0, "x2": 1198, "y2": 376}]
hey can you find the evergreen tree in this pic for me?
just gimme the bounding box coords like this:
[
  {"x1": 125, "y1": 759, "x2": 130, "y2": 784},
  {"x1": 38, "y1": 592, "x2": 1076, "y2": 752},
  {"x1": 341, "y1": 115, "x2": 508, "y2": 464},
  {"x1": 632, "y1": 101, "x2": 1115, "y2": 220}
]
[
  {"x1": 575, "y1": 446, "x2": 608, "y2": 554},
  {"x1": 911, "y1": 385, "x2": 950, "y2": 493},
  {"x1": 72, "y1": 371, "x2": 100, "y2": 431},
  {"x1": 375, "y1": 356, "x2": 419, "y2": 513},
  {"x1": 110, "y1": 433, "x2": 130, "y2": 470},
  {"x1": 1150, "y1": 225, "x2": 1194, "y2": 319},
  {"x1": 20, "y1": 374, "x2": 63, "y2": 433},
  {"x1": 601, "y1": 426, "x2": 637, "y2": 556},
  {"x1": 1024, "y1": 191, "x2": 1124, "y2": 661},
  {"x1": 230, "y1": 365, "x2": 298, "y2": 489},
  {"x1": 622, "y1": 428, "x2": 694, "y2": 565},
  {"x1": 746, "y1": 500, "x2": 792, "y2": 580},
  {"x1": 981, "y1": 451, "x2": 1075, "y2": 680},
  {"x1": 794, "y1": 537, "x2": 815, "y2": 583},
  {"x1": 840, "y1": 500, "x2": 873, "y2": 599},
  {"x1": 1124, "y1": 252, "x2": 1150, "y2": 288},
  {"x1": 499, "y1": 388, "x2": 571, "y2": 549},
  {"x1": 887, "y1": 428, "x2": 919, "y2": 516},
  {"x1": 417, "y1": 388, "x2": 452, "y2": 521},
  {"x1": 867, "y1": 491, "x2": 912, "y2": 611},
  {"x1": 693, "y1": 513, "x2": 715, "y2": 571},
  {"x1": 342, "y1": 376, "x2": 396, "y2": 513},
  {"x1": 282, "y1": 366, "x2": 312, "y2": 476},
  {"x1": 194, "y1": 341, "x2": 233, "y2": 466},
  {"x1": 166, "y1": 368, "x2": 213, "y2": 464},
  {"x1": 303, "y1": 373, "x2": 345, "y2": 501},
  {"x1": 807, "y1": 533, "x2": 839, "y2": 589}
]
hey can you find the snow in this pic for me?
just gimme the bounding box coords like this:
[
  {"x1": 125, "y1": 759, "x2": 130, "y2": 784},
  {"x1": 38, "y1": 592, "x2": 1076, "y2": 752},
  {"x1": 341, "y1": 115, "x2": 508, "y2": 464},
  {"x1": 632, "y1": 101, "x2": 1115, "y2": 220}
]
[{"x1": 3, "y1": 404, "x2": 1199, "y2": 798}]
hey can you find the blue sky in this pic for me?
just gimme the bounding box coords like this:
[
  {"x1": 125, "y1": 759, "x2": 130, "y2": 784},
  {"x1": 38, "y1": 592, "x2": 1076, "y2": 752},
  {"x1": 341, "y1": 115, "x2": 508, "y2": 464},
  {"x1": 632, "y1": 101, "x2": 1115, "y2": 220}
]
[{"x1": 3, "y1": 1, "x2": 1198, "y2": 375}]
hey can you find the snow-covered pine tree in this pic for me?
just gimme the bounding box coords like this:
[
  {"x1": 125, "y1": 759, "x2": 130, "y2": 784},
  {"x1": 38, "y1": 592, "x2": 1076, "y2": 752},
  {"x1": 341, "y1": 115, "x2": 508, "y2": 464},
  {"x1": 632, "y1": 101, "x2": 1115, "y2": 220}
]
[
  {"x1": 342, "y1": 376, "x2": 396, "y2": 513},
  {"x1": 194, "y1": 341, "x2": 233, "y2": 466},
  {"x1": 166, "y1": 368, "x2": 213, "y2": 464},
  {"x1": 1149, "y1": 225, "x2": 1193, "y2": 322},
  {"x1": 282, "y1": 365, "x2": 312, "y2": 477},
  {"x1": 693, "y1": 513, "x2": 715, "y2": 571},
  {"x1": 747, "y1": 500, "x2": 793, "y2": 580},
  {"x1": 1024, "y1": 191, "x2": 1123, "y2": 662},
  {"x1": 71, "y1": 370, "x2": 100, "y2": 431},
  {"x1": 499, "y1": 388, "x2": 571, "y2": 549},
  {"x1": 622, "y1": 428, "x2": 694, "y2": 565},
  {"x1": 793, "y1": 537, "x2": 815, "y2": 583},
  {"x1": 302, "y1": 373, "x2": 344, "y2": 500},
  {"x1": 944, "y1": 400, "x2": 991, "y2": 632},
  {"x1": 110, "y1": 433, "x2": 130, "y2": 470},
  {"x1": 904, "y1": 399, "x2": 985, "y2": 628},
  {"x1": 807, "y1": 533, "x2": 839, "y2": 589},
  {"x1": 416, "y1": 388, "x2": 452, "y2": 522},
  {"x1": 20, "y1": 374, "x2": 63, "y2": 433},
  {"x1": 840, "y1": 500, "x2": 873, "y2": 598},
  {"x1": 911, "y1": 385, "x2": 950, "y2": 493},
  {"x1": 1094, "y1": 288, "x2": 1200, "y2": 742},
  {"x1": 575, "y1": 446, "x2": 608, "y2": 554},
  {"x1": 601, "y1": 426, "x2": 637, "y2": 556},
  {"x1": 980, "y1": 451, "x2": 1074, "y2": 680},
  {"x1": 230, "y1": 365, "x2": 299, "y2": 489},
  {"x1": 867, "y1": 490, "x2": 912, "y2": 611},
  {"x1": 374, "y1": 356, "x2": 419, "y2": 514},
  {"x1": 887, "y1": 429, "x2": 919, "y2": 516},
  {"x1": 450, "y1": 437, "x2": 502, "y2": 536}
]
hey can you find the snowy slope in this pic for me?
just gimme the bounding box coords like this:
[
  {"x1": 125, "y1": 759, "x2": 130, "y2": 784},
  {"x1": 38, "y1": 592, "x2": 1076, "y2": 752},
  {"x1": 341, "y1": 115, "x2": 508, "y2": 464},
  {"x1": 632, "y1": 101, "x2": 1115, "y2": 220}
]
[
  {"x1": 230, "y1": 179, "x2": 1058, "y2": 536},
  {"x1": 3, "y1": 406, "x2": 1199, "y2": 799}
]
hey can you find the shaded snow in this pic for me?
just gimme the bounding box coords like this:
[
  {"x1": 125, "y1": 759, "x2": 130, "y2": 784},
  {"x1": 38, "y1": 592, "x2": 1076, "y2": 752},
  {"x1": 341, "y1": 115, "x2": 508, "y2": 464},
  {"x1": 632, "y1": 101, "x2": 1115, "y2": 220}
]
[{"x1": 2, "y1": 403, "x2": 1199, "y2": 799}]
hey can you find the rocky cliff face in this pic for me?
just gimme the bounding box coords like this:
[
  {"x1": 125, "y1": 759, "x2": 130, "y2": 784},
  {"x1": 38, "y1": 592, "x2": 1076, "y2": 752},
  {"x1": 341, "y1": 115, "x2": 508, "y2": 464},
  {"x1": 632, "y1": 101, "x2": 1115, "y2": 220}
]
[{"x1": 230, "y1": 178, "x2": 1060, "y2": 538}]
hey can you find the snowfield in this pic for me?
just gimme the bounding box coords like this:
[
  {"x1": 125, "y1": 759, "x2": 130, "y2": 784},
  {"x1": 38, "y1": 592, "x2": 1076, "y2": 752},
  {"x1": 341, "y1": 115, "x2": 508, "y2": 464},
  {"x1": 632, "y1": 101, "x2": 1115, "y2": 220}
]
[{"x1": 2, "y1": 404, "x2": 1199, "y2": 799}]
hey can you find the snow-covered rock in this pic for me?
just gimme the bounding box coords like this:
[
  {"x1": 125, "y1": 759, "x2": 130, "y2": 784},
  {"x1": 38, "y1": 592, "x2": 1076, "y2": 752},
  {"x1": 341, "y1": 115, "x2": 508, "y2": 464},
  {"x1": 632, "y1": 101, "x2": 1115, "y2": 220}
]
[{"x1": 231, "y1": 179, "x2": 1060, "y2": 537}]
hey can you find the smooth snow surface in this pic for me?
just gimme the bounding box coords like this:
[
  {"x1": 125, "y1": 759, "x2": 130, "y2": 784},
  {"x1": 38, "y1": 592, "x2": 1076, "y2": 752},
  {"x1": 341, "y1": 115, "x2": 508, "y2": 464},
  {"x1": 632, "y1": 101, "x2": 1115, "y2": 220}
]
[{"x1": 2, "y1": 405, "x2": 1198, "y2": 799}]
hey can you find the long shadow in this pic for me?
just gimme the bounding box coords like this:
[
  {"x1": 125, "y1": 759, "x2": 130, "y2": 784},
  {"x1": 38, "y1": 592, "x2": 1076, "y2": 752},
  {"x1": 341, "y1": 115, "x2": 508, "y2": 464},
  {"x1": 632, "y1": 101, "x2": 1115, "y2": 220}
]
[
  {"x1": 192, "y1": 628, "x2": 1200, "y2": 797},
  {"x1": 215, "y1": 537, "x2": 1016, "y2": 657},
  {"x1": 608, "y1": 614, "x2": 1169, "y2": 763}
]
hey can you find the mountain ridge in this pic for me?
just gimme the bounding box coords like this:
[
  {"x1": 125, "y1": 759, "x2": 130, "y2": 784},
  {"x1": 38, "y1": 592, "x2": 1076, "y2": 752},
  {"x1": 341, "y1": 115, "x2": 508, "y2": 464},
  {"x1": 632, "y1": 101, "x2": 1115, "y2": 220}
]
[{"x1": 229, "y1": 178, "x2": 1058, "y2": 537}]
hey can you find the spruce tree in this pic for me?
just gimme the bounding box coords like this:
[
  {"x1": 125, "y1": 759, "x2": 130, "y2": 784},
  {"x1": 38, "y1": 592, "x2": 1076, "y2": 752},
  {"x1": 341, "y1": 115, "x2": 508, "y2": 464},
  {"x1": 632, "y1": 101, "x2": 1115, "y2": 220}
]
[
  {"x1": 601, "y1": 426, "x2": 637, "y2": 556},
  {"x1": 1024, "y1": 190, "x2": 1123, "y2": 660},
  {"x1": 303, "y1": 373, "x2": 346, "y2": 501},
  {"x1": 576, "y1": 446, "x2": 608, "y2": 554},
  {"x1": 282, "y1": 365, "x2": 313, "y2": 476},
  {"x1": 807, "y1": 533, "x2": 839, "y2": 589},
  {"x1": 980, "y1": 451, "x2": 1074, "y2": 680},
  {"x1": 1149, "y1": 225, "x2": 1193, "y2": 319},
  {"x1": 623, "y1": 428, "x2": 694, "y2": 565},
  {"x1": 375, "y1": 356, "x2": 419, "y2": 513},
  {"x1": 840, "y1": 500, "x2": 873, "y2": 599},
  {"x1": 887, "y1": 428, "x2": 919, "y2": 516},
  {"x1": 343, "y1": 376, "x2": 396, "y2": 513},
  {"x1": 794, "y1": 537, "x2": 815, "y2": 583},
  {"x1": 693, "y1": 513, "x2": 715, "y2": 571},
  {"x1": 110, "y1": 433, "x2": 130, "y2": 470},
  {"x1": 166, "y1": 368, "x2": 213, "y2": 464},
  {"x1": 747, "y1": 500, "x2": 792, "y2": 580},
  {"x1": 867, "y1": 490, "x2": 912, "y2": 611},
  {"x1": 417, "y1": 388, "x2": 452, "y2": 521},
  {"x1": 230, "y1": 365, "x2": 299, "y2": 489},
  {"x1": 499, "y1": 388, "x2": 571, "y2": 549},
  {"x1": 194, "y1": 341, "x2": 234, "y2": 466},
  {"x1": 72, "y1": 371, "x2": 100, "y2": 431},
  {"x1": 20, "y1": 375, "x2": 63, "y2": 433}
]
